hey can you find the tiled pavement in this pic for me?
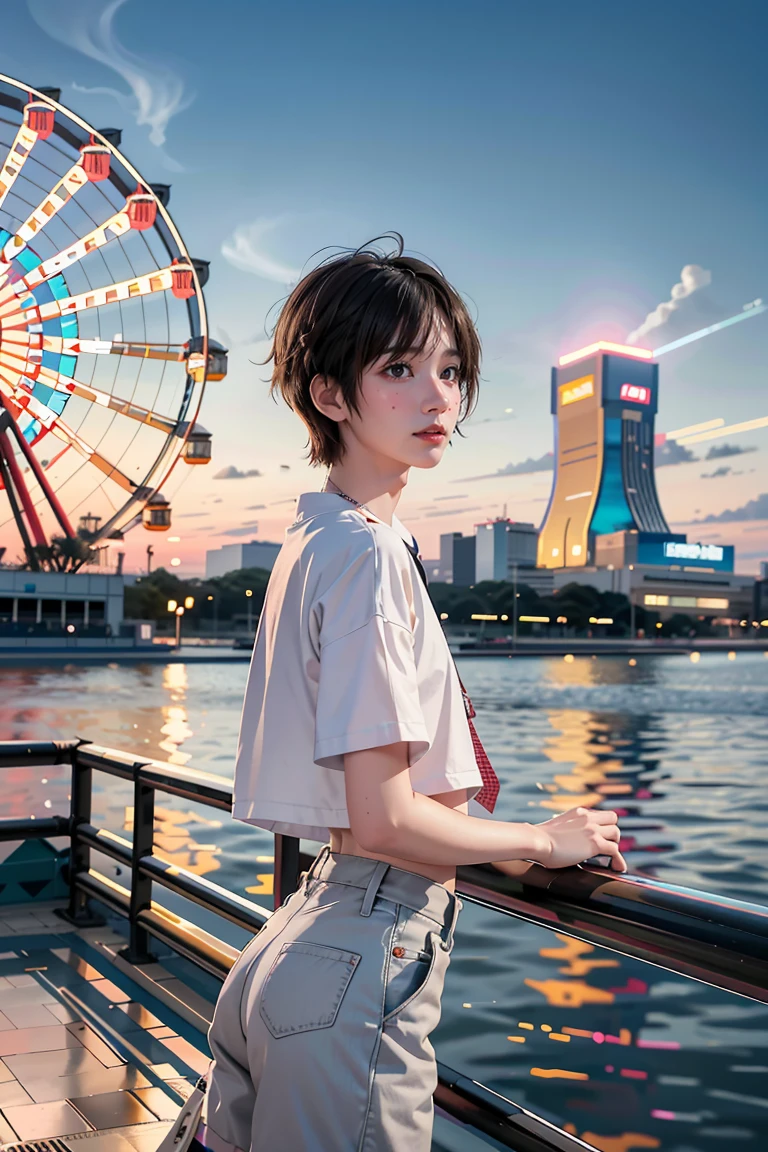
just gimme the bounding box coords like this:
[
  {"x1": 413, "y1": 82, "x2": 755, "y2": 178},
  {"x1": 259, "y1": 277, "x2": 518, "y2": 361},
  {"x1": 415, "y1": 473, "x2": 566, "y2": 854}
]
[{"x1": 0, "y1": 901, "x2": 213, "y2": 1149}]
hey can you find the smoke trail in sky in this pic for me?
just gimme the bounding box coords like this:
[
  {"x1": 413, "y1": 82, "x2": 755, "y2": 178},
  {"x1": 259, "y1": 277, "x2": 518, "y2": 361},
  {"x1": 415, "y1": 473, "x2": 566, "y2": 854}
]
[
  {"x1": 26, "y1": 0, "x2": 192, "y2": 148},
  {"x1": 627, "y1": 265, "x2": 712, "y2": 345},
  {"x1": 654, "y1": 300, "x2": 766, "y2": 356}
]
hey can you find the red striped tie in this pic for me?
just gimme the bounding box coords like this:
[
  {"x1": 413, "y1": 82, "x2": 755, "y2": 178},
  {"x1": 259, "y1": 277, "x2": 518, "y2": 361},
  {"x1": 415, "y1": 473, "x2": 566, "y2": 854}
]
[{"x1": 455, "y1": 671, "x2": 500, "y2": 814}]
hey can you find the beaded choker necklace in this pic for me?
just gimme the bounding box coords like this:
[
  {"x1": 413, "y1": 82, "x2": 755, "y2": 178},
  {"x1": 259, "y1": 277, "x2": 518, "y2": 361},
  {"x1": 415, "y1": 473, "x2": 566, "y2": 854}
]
[{"x1": 323, "y1": 478, "x2": 376, "y2": 519}]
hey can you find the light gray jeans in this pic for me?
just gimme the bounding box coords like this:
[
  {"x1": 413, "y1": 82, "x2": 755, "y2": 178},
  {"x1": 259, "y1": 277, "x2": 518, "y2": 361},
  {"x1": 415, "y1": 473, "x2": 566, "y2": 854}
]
[{"x1": 199, "y1": 846, "x2": 462, "y2": 1151}]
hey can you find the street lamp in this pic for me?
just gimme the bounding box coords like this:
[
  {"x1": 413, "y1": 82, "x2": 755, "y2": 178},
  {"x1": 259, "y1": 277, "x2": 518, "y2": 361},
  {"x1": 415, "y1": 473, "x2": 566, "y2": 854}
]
[
  {"x1": 174, "y1": 606, "x2": 185, "y2": 647},
  {"x1": 245, "y1": 589, "x2": 254, "y2": 634},
  {"x1": 167, "y1": 599, "x2": 185, "y2": 647},
  {"x1": 207, "y1": 593, "x2": 218, "y2": 638}
]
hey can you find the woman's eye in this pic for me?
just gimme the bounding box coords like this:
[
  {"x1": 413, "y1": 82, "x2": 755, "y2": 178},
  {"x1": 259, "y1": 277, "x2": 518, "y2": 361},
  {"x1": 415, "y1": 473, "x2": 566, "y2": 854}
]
[
  {"x1": 383, "y1": 362, "x2": 412, "y2": 380},
  {"x1": 442, "y1": 366, "x2": 460, "y2": 382}
]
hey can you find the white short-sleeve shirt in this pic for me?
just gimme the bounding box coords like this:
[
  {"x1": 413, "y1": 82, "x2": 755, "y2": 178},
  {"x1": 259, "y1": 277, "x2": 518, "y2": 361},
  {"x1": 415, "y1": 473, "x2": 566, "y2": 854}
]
[{"x1": 232, "y1": 491, "x2": 484, "y2": 840}]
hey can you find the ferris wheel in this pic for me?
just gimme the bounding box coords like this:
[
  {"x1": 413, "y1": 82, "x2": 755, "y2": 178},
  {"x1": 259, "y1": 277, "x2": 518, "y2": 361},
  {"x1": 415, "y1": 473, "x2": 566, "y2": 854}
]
[{"x1": 0, "y1": 73, "x2": 226, "y2": 572}]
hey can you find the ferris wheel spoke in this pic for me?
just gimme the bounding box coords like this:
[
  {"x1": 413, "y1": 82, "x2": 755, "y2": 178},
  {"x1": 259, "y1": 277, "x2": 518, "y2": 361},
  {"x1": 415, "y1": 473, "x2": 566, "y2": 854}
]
[
  {"x1": 43, "y1": 334, "x2": 190, "y2": 365},
  {"x1": 0, "y1": 262, "x2": 196, "y2": 326},
  {"x1": 0, "y1": 120, "x2": 40, "y2": 216},
  {"x1": 0, "y1": 160, "x2": 91, "y2": 273},
  {"x1": 4, "y1": 208, "x2": 134, "y2": 298},
  {"x1": 37, "y1": 364, "x2": 177, "y2": 434}
]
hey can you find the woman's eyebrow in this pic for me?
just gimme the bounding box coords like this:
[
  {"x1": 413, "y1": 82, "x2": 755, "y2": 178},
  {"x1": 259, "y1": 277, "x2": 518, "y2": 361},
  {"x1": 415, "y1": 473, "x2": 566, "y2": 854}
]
[{"x1": 382, "y1": 346, "x2": 460, "y2": 358}]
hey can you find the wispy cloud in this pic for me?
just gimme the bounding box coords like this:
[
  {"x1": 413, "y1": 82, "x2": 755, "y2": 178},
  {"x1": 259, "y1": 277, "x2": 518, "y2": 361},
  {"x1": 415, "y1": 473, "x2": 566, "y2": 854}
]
[
  {"x1": 706, "y1": 442, "x2": 757, "y2": 460},
  {"x1": 656, "y1": 440, "x2": 698, "y2": 467},
  {"x1": 221, "y1": 217, "x2": 302, "y2": 284},
  {"x1": 214, "y1": 466, "x2": 263, "y2": 480},
  {"x1": 27, "y1": 0, "x2": 193, "y2": 149},
  {"x1": 423, "y1": 505, "x2": 484, "y2": 518},
  {"x1": 701, "y1": 465, "x2": 731, "y2": 479},
  {"x1": 627, "y1": 264, "x2": 712, "y2": 345},
  {"x1": 457, "y1": 451, "x2": 554, "y2": 482},
  {"x1": 693, "y1": 493, "x2": 768, "y2": 523},
  {"x1": 214, "y1": 522, "x2": 261, "y2": 538}
]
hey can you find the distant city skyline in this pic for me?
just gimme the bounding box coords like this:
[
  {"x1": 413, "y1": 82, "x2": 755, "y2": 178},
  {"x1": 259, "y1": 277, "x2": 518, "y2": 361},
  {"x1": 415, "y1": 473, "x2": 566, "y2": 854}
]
[{"x1": 0, "y1": 0, "x2": 765, "y2": 576}]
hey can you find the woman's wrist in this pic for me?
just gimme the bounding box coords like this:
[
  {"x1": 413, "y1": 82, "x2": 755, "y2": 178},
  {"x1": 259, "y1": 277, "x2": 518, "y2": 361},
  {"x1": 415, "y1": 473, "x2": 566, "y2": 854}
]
[{"x1": 525, "y1": 822, "x2": 552, "y2": 865}]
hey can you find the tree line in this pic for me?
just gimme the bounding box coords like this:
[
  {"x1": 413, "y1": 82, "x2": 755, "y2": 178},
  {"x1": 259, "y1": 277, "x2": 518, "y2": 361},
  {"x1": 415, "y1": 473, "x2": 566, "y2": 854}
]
[{"x1": 125, "y1": 567, "x2": 718, "y2": 638}]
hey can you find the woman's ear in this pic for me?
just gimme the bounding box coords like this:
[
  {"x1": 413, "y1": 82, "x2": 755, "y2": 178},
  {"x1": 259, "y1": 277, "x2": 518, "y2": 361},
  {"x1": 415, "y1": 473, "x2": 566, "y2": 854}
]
[{"x1": 310, "y1": 373, "x2": 346, "y2": 424}]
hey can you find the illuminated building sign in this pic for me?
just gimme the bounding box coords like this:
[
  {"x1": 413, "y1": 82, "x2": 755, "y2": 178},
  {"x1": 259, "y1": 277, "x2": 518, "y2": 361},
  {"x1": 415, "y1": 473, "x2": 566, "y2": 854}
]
[
  {"x1": 664, "y1": 541, "x2": 724, "y2": 562},
  {"x1": 620, "y1": 382, "x2": 650, "y2": 404},
  {"x1": 560, "y1": 376, "x2": 594, "y2": 407}
]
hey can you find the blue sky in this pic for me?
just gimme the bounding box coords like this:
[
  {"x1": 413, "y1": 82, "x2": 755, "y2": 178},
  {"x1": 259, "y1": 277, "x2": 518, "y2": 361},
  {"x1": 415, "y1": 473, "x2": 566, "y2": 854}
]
[{"x1": 2, "y1": 0, "x2": 767, "y2": 573}]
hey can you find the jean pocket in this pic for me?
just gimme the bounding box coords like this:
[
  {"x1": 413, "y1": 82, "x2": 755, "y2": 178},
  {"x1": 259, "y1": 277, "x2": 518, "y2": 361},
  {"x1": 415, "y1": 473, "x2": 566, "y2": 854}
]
[
  {"x1": 383, "y1": 931, "x2": 438, "y2": 1022},
  {"x1": 259, "y1": 940, "x2": 361, "y2": 1039}
]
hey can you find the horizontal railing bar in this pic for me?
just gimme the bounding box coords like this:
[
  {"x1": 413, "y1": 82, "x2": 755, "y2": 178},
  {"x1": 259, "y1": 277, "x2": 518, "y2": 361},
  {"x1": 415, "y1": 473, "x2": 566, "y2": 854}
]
[
  {"x1": 138, "y1": 855, "x2": 270, "y2": 935},
  {"x1": 75, "y1": 744, "x2": 147, "y2": 781},
  {"x1": 71, "y1": 869, "x2": 240, "y2": 979},
  {"x1": 76, "y1": 743, "x2": 233, "y2": 809},
  {"x1": 460, "y1": 861, "x2": 768, "y2": 943},
  {"x1": 0, "y1": 739, "x2": 80, "y2": 769},
  {"x1": 137, "y1": 906, "x2": 240, "y2": 981},
  {"x1": 76, "y1": 824, "x2": 133, "y2": 867},
  {"x1": 0, "y1": 816, "x2": 69, "y2": 842},
  {"x1": 295, "y1": 851, "x2": 768, "y2": 1003},
  {"x1": 457, "y1": 862, "x2": 768, "y2": 1004},
  {"x1": 435, "y1": 1063, "x2": 598, "y2": 1152},
  {"x1": 139, "y1": 763, "x2": 232, "y2": 810},
  {"x1": 74, "y1": 867, "x2": 133, "y2": 918}
]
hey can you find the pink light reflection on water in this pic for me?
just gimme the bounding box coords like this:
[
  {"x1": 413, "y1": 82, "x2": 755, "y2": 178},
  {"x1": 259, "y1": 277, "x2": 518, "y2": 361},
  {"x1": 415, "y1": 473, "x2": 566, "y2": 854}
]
[{"x1": 637, "y1": 1039, "x2": 681, "y2": 1049}]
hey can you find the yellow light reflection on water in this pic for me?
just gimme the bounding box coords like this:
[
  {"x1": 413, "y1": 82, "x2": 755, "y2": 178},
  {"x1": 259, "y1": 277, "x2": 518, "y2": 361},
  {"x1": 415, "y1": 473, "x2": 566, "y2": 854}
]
[{"x1": 530, "y1": 1068, "x2": 588, "y2": 1080}]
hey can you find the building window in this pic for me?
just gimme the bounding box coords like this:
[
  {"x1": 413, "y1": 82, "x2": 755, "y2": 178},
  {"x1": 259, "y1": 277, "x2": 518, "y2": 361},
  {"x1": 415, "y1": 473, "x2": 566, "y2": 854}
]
[
  {"x1": 696, "y1": 597, "x2": 729, "y2": 610},
  {"x1": 644, "y1": 594, "x2": 670, "y2": 607}
]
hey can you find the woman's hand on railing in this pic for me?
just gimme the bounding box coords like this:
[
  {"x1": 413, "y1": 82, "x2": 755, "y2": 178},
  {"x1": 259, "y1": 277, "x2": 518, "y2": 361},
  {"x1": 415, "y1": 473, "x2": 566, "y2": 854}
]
[{"x1": 533, "y1": 807, "x2": 627, "y2": 873}]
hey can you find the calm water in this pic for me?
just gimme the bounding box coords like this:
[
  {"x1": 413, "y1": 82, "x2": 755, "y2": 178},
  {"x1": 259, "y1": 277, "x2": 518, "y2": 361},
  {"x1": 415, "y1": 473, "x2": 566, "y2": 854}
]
[{"x1": 0, "y1": 652, "x2": 766, "y2": 1152}]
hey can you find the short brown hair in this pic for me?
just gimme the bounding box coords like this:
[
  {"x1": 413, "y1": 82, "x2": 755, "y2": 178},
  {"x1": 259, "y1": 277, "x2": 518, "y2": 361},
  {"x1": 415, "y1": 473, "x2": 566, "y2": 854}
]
[{"x1": 265, "y1": 233, "x2": 481, "y2": 467}]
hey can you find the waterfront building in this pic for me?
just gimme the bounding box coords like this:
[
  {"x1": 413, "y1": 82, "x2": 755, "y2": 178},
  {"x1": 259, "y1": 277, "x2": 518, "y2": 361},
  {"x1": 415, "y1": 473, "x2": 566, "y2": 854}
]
[
  {"x1": 538, "y1": 343, "x2": 667, "y2": 569},
  {"x1": 438, "y1": 531, "x2": 476, "y2": 586},
  {"x1": 0, "y1": 569, "x2": 154, "y2": 649},
  {"x1": 476, "y1": 519, "x2": 539, "y2": 581},
  {"x1": 472, "y1": 518, "x2": 553, "y2": 594},
  {"x1": 536, "y1": 341, "x2": 753, "y2": 622},
  {"x1": 205, "y1": 539, "x2": 282, "y2": 579}
]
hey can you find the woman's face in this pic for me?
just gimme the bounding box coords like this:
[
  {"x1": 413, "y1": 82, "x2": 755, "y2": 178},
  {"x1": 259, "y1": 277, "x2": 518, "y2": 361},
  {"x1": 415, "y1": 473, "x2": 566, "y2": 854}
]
[{"x1": 344, "y1": 314, "x2": 462, "y2": 472}]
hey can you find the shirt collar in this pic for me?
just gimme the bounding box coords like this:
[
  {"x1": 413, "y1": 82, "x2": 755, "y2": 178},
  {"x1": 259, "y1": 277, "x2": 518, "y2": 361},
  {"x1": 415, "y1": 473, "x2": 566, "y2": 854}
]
[{"x1": 293, "y1": 491, "x2": 415, "y2": 548}]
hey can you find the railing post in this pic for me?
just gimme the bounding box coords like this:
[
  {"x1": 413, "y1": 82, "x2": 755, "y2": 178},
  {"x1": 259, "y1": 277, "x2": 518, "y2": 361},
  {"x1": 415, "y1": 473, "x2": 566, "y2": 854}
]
[
  {"x1": 273, "y1": 834, "x2": 301, "y2": 908},
  {"x1": 118, "y1": 766, "x2": 156, "y2": 964},
  {"x1": 57, "y1": 743, "x2": 105, "y2": 927}
]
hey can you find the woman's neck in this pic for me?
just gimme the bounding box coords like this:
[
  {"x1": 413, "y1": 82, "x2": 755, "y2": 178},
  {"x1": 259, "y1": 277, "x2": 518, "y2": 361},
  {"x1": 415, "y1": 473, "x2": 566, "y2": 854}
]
[{"x1": 324, "y1": 472, "x2": 405, "y2": 527}]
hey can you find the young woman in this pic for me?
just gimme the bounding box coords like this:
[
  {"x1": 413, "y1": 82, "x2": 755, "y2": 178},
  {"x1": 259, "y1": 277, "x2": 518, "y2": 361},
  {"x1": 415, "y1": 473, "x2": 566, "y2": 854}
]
[{"x1": 198, "y1": 235, "x2": 626, "y2": 1152}]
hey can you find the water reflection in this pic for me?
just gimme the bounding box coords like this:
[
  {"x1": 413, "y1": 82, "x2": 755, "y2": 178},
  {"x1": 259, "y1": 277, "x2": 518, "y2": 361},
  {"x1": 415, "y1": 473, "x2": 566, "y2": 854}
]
[{"x1": 0, "y1": 656, "x2": 766, "y2": 1149}]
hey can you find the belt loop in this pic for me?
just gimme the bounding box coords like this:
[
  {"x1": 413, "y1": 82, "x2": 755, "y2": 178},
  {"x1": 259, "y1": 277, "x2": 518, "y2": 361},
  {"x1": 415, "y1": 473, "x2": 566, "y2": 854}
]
[
  {"x1": 360, "y1": 860, "x2": 390, "y2": 917},
  {"x1": 304, "y1": 843, "x2": 331, "y2": 893},
  {"x1": 442, "y1": 893, "x2": 462, "y2": 950}
]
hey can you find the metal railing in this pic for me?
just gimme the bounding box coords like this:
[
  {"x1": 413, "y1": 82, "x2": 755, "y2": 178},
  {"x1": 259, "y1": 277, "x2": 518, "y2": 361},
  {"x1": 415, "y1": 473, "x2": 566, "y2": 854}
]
[{"x1": 1, "y1": 738, "x2": 767, "y2": 1151}]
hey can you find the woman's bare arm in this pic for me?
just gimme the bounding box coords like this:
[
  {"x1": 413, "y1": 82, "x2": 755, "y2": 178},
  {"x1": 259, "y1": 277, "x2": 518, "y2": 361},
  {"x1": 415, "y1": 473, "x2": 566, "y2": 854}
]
[{"x1": 344, "y1": 742, "x2": 625, "y2": 870}]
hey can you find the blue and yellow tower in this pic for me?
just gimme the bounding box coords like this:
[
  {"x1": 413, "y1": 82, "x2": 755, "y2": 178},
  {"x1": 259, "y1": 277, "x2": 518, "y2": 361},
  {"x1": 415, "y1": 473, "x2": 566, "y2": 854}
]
[{"x1": 537, "y1": 341, "x2": 670, "y2": 569}]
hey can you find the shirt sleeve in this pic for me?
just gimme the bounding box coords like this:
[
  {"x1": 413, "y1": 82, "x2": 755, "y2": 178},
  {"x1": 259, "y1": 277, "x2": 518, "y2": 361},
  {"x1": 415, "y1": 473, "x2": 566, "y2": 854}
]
[{"x1": 312, "y1": 528, "x2": 431, "y2": 771}]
